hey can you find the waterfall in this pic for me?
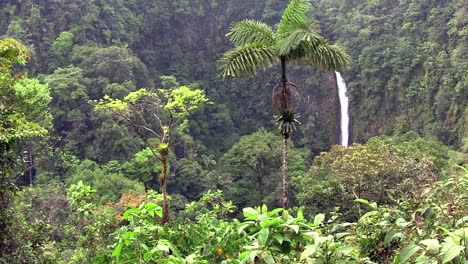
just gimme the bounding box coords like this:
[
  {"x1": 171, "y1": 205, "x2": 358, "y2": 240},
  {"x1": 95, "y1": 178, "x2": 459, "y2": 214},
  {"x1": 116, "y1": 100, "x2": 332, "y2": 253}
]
[{"x1": 335, "y1": 71, "x2": 349, "y2": 147}]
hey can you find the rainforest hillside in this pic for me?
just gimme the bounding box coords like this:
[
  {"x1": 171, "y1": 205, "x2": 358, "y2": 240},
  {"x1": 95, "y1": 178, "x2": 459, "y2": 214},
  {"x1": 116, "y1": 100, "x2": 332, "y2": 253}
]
[
  {"x1": 1, "y1": 0, "x2": 466, "y2": 157},
  {"x1": 0, "y1": 0, "x2": 467, "y2": 263}
]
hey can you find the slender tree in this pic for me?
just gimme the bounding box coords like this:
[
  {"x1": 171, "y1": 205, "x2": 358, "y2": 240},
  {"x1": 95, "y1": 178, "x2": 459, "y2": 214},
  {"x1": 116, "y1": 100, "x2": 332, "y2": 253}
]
[
  {"x1": 219, "y1": 0, "x2": 350, "y2": 209},
  {"x1": 95, "y1": 86, "x2": 208, "y2": 224}
]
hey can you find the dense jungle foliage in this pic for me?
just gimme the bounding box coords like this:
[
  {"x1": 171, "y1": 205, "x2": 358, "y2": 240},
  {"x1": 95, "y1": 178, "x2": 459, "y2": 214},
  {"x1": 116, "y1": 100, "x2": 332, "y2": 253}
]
[{"x1": 0, "y1": 0, "x2": 467, "y2": 263}]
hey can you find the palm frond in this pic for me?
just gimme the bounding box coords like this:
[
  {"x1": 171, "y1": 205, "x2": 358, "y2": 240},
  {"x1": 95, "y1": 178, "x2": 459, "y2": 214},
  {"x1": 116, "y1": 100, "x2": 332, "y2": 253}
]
[
  {"x1": 219, "y1": 43, "x2": 278, "y2": 78},
  {"x1": 277, "y1": 0, "x2": 312, "y2": 37},
  {"x1": 276, "y1": 20, "x2": 321, "y2": 56},
  {"x1": 227, "y1": 20, "x2": 275, "y2": 46},
  {"x1": 291, "y1": 40, "x2": 351, "y2": 71}
]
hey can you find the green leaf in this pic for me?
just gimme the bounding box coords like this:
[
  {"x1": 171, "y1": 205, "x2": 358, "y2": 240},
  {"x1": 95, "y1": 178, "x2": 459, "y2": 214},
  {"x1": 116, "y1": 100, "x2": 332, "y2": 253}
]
[
  {"x1": 441, "y1": 245, "x2": 464, "y2": 263},
  {"x1": 238, "y1": 222, "x2": 253, "y2": 234},
  {"x1": 156, "y1": 243, "x2": 170, "y2": 252},
  {"x1": 227, "y1": 20, "x2": 274, "y2": 46},
  {"x1": 420, "y1": 239, "x2": 440, "y2": 253},
  {"x1": 399, "y1": 244, "x2": 421, "y2": 264},
  {"x1": 297, "y1": 207, "x2": 304, "y2": 220},
  {"x1": 455, "y1": 216, "x2": 468, "y2": 227},
  {"x1": 288, "y1": 224, "x2": 300, "y2": 233},
  {"x1": 143, "y1": 252, "x2": 152, "y2": 260},
  {"x1": 260, "y1": 218, "x2": 281, "y2": 228},
  {"x1": 258, "y1": 228, "x2": 270, "y2": 246},
  {"x1": 360, "y1": 210, "x2": 379, "y2": 220},
  {"x1": 268, "y1": 208, "x2": 283, "y2": 217},
  {"x1": 384, "y1": 230, "x2": 405, "y2": 246},
  {"x1": 273, "y1": 234, "x2": 284, "y2": 244},
  {"x1": 314, "y1": 213, "x2": 325, "y2": 226},
  {"x1": 354, "y1": 198, "x2": 370, "y2": 206},
  {"x1": 123, "y1": 208, "x2": 138, "y2": 220},
  {"x1": 112, "y1": 243, "x2": 123, "y2": 259},
  {"x1": 300, "y1": 245, "x2": 316, "y2": 261},
  {"x1": 282, "y1": 210, "x2": 289, "y2": 222},
  {"x1": 239, "y1": 251, "x2": 250, "y2": 260},
  {"x1": 243, "y1": 207, "x2": 258, "y2": 217}
]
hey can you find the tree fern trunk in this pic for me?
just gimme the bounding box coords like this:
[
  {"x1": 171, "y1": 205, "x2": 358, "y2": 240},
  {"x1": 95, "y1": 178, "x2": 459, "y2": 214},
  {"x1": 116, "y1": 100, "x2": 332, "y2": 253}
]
[{"x1": 282, "y1": 135, "x2": 289, "y2": 210}]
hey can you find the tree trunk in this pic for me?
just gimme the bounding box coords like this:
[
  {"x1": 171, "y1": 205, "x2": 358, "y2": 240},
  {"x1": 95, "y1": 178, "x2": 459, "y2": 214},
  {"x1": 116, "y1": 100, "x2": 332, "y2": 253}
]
[
  {"x1": 28, "y1": 143, "x2": 33, "y2": 186},
  {"x1": 281, "y1": 56, "x2": 287, "y2": 84},
  {"x1": 282, "y1": 136, "x2": 288, "y2": 210},
  {"x1": 160, "y1": 153, "x2": 169, "y2": 225},
  {"x1": 257, "y1": 174, "x2": 265, "y2": 204}
]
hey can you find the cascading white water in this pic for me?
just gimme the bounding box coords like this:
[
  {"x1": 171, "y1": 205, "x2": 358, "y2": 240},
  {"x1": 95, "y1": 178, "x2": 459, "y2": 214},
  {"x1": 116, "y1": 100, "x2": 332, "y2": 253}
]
[{"x1": 335, "y1": 71, "x2": 349, "y2": 147}]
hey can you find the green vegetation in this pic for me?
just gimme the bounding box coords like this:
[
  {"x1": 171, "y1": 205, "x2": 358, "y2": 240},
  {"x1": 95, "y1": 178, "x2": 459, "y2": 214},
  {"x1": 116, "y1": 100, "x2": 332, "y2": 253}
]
[
  {"x1": 0, "y1": 0, "x2": 466, "y2": 263},
  {"x1": 219, "y1": 0, "x2": 350, "y2": 209}
]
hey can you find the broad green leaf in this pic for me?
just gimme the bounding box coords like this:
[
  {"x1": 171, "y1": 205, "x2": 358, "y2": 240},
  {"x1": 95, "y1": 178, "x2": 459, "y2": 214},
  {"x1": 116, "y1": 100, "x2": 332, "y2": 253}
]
[
  {"x1": 314, "y1": 213, "x2": 325, "y2": 226},
  {"x1": 258, "y1": 228, "x2": 270, "y2": 246},
  {"x1": 384, "y1": 230, "x2": 405, "y2": 246},
  {"x1": 243, "y1": 207, "x2": 258, "y2": 217},
  {"x1": 143, "y1": 252, "x2": 152, "y2": 260},
  {"x1": 314, "y1": 236, "x2": 328, "y2": 246},
  {"x1": 123, "y1": 208, "x2": 138, "y2": 220},
  {"x1": 335, "y1": 246, "x2": 355, "y2": 256},
  {"x1": 297, "y1": 207, "x2": 304, "y2": 220},
  {"x1": 420, "y1": 239, "x2": 440, "y2": 253},
  {"x1": 112, "y1": 243, "x2": 123, "y2": 258},
  {"x1": 260, "y1": 218, "x2": 281, "y2": 228},
  {"x1": 395, "y1": 218, "x2": 410, "y2": 228},
  {"x1": 441, "y1": 245, "x2": 464, "y2": 263},
  {"x1": 335, "y1": 232, "x2": 350, "y2": 239},
  {"x1": 399, "y1": 244, "x2": 421, "y2": 264},
  {"x1": 273, "y1": 234, "x2": 284, "y2": 244},
  {"x1": 238, "y1": 222, "x2": 254, "y2": 234},
  {"x1": 300, "y1": 245, "x2": 316, "y2": 261},
  {"x1": 268, "y1": 208, "x2": 283, "y2": 217},
  {"x1": 456, "y1": 216, "x2": 468, "y2": 227},
  {"x1": 360, "y1": 210, "x2": 379, "y2": 220},
  {"x1": 239, "y1": 250, "x2": 250, "y2": 260},
  {"x1": 140, "y1": 243, "x2": 149, "y2": 251},
  {"x1": 156, "y1": 243, "x2": 170, "y2": 252},
  {"x1": 288, "y1": 224, "x2": 300, "y2": 233}
]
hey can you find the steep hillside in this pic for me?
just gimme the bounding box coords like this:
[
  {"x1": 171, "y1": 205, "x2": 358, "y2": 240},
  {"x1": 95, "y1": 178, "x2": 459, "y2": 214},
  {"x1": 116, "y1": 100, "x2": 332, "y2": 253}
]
[{"x1": 1, "y1": 0, "x2": 466, "y2": 155}]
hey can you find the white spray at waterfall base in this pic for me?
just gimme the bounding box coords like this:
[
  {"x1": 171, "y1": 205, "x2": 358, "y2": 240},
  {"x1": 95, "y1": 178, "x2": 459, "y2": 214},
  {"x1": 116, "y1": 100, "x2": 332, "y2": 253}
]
[{"x1": 335, "y1": 72, "x2": 349, "y2": 147}]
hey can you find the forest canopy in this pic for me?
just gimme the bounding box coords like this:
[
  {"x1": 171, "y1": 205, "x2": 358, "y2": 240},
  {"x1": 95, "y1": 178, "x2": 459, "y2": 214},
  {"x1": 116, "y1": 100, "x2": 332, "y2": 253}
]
[{"x1": 0, "y1": 0, "x2": 466, "y2": 263}]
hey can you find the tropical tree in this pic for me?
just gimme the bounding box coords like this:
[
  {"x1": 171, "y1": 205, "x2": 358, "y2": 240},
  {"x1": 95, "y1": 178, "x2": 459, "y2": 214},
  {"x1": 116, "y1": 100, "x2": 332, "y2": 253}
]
[
  {"x1": 95, "y1": 84, "x2": 208, "y2": 224},
  {"x1": 0, "y1": 37, "x2": 52, "y2": 261},
  {"x1": 219, "y1": 0, "x2": 351, "y2": 209}
]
